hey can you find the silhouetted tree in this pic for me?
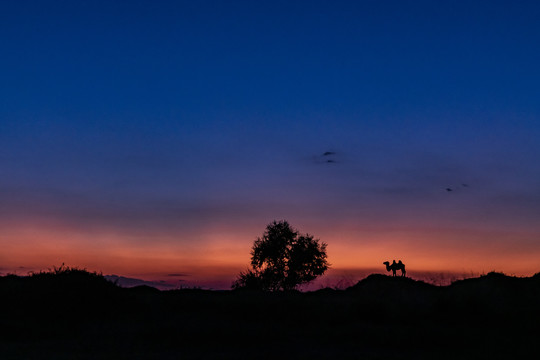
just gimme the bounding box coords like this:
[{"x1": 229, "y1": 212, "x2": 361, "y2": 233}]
[{"x1": 233, "y1": 220, "x2": 329, "y2": 291}]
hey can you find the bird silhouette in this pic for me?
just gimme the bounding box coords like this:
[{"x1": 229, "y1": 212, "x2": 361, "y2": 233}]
[{"x1": 312, "y1": 151, "x2": 338, "y2": 164}]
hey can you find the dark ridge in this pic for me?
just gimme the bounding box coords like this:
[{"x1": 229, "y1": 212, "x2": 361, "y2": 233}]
[
  {"x1": 126, "y1": 284, "x2": 161, "y2": 293},
  {"x1": 443, "y1": 271, "x2": 540, "y2": 310},
  {"x1": 1, "y1": 270, "x2": 539, "y2": 359},
  {"x1": 0, "y1": 266, "x2": 118, "y2": 293},
  {"x1": 345, "y1": 274, "x2": 439, "y2": 299},
  {"x1": 347, "y1": 273, "x2": 437, "y2": 290},
  {"x1": 344, "y1": 274, "x2": 442, "y2": 312},
  {"x1": 166, "y1": 287, "x2": 215, "y2": 295},
  {"x1": 310, "y1": 287, "x2": 339, "y2": 295},
  {"x1": 446, "y1": 271, "x2": 535, "y2": 292}
]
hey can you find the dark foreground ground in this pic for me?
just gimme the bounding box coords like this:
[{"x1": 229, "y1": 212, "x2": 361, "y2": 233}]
[{"x1": 1, "y1": 270, "x2": 539, "y2": 359}]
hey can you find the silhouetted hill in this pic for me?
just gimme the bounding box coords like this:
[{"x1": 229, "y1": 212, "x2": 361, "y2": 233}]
[
  {"x1": 1, "y1": 270, "x2": 539, "y2": 359},
  {"x1": 126, "y1": 284, "x2": 162, "y2": 294},
  {"x1": 448, "y1": 271, "x2": 540, "y2": 302},
  {"x1": 347, "y1": 273, "x2": 438, "y2": 293},
  {"x1": 346, "y1": 271, "x2": 540, "y2": 299},
  {"x1": 0, "y1": 267, "x2": 119, "y2": 307},
  {"x1": 442, "y1": 271, "x2": 540, "y2": 315}
]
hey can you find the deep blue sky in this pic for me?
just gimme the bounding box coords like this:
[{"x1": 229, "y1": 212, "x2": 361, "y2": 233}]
[{"x1": 1, "y1": 1, "x2": 540, "y2": 284}]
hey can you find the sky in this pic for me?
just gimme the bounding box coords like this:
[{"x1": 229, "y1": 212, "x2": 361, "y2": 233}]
[{"x1": 1, "y1": 0, "x2": 540, "y2": 289}]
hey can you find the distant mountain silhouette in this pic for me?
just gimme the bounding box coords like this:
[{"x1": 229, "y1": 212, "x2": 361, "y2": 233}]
[{"x1": 104, "y1": 274, "x2": 177, "y2": 290}]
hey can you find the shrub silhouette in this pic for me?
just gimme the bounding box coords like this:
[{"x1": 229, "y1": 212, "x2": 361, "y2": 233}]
[{"x1": 233, "y1": 220, "x2": 329, "y2": 291}]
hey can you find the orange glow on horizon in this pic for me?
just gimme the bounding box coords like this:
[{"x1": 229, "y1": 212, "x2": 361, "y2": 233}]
[{"x1": 2, "y1": 218, "x2": 540, "y2": 287}]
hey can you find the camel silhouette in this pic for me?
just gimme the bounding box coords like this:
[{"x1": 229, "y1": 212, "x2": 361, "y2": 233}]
[{"x1": 383, "y1": 260, "x2": 406, "y2": 277}]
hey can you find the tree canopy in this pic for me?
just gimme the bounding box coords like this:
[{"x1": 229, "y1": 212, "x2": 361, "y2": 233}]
[{"x1": 233, "y1": 220, "x2": 329, "y2": 291}]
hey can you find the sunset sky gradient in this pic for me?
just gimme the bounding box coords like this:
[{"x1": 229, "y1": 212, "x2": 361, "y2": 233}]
[{"x1": 1, "y1": 0, "x2": 540, "y2": 288}]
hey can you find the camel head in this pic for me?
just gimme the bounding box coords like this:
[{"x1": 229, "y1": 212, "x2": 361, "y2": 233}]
[{"x1": 383, "y1": 261, "x2": 389, "y2": 266}]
